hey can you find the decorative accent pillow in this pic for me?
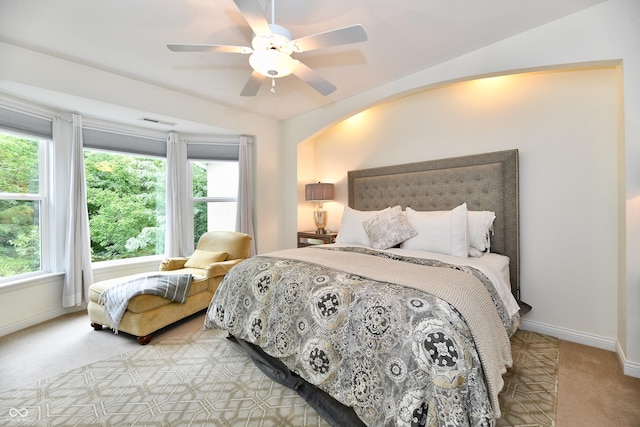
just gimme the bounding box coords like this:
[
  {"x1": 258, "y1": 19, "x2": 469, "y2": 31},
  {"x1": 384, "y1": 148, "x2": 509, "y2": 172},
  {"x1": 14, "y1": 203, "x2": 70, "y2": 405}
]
[
  {"x1": 400, "y1": 203, "x2": 469, "y2": 257},
  {"x1": 160, "y1": 258, "x2": 189, "y2": 270},
  {"x1": 184, "y1": 250, "x2": 228, "y2": 269},
  {"x1": 363, "y1": 205, "x2": 417, "y2": 250},
  {"x1": 468, "y1": 210, "x2": 496, "y2": 256},
  {"x1": 335, "y1": 206, "x2": 386, "y2": 247}
]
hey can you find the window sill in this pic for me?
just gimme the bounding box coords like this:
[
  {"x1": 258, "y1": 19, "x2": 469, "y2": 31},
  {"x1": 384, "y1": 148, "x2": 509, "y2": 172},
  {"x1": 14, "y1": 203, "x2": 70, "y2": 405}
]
[
  {"x1": 92, "y1": 255, "x2": 164, "y2": 271},
  {"x1": 0, "y1": 256, "x2": 164, "y2": 292}
]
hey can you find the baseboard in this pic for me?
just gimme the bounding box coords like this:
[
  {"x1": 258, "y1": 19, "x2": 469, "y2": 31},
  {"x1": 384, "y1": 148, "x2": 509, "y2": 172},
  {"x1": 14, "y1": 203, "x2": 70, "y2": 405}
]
[
  {"x1": 616, "y1": 342, "x2": 640, "y2": 379},
  {"x1": 0, "y1": 305, "x2": 86, "y2": 338},
  {"x1": 519, "y1": 319, "x2": 616, "y2": 351}
]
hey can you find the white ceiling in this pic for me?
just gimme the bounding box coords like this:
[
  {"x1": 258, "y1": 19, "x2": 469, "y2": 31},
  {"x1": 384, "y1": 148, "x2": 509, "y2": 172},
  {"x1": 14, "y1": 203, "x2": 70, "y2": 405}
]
[{"x1": 0, "y1": 0, "x2": 604, "y2": 131}]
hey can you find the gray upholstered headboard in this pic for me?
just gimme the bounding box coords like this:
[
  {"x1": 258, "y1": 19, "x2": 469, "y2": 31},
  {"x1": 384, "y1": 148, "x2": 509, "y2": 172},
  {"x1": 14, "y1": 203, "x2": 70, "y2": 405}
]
[{"x1": 348, "y1": 149, "x2": 520, "y2": 301}]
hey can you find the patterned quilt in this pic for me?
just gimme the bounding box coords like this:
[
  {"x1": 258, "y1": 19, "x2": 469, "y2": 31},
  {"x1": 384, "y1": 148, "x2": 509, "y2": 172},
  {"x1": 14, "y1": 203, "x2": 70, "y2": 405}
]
[{"x1": 205, "y1": 247, "x2": 518, "y2": 427}]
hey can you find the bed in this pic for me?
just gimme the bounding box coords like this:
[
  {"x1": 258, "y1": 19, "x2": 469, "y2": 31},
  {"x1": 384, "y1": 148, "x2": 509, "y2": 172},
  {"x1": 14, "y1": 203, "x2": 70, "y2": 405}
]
[{"x1": 205, "y1": 149, "x2": 526, "y2": 426}]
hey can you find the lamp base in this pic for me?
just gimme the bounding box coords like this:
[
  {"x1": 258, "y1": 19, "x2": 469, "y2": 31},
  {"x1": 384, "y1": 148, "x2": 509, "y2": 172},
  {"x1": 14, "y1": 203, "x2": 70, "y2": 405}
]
[{"x1": 313, "y1": 206, "x2": 327, "y2": 235}]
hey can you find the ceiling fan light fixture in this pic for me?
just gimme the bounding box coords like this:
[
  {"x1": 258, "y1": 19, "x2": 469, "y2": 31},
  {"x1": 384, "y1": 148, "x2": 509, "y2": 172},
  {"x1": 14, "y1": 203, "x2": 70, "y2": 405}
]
[{"x1": 249, "y1": 49, "x2": 295, "y2": 78}]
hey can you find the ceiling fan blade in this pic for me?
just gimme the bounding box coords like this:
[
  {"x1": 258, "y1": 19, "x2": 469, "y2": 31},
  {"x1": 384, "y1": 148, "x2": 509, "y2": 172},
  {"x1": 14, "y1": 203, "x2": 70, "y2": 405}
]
[
  {"x1": 292, "y1": 60, "x2": 337, "y2": 96},
  {"x1": 167, "y1": 44, "x2": 252, "y2": 54},
  {"x1": 233, "y1": 0, "x2": 272, "y2": 36},
  {"x1": 240, "y1": 70, "x2": 265, "y2": 96},
  {"x1": 290, "y1": 24, "x2": 368, "y2": 53}
]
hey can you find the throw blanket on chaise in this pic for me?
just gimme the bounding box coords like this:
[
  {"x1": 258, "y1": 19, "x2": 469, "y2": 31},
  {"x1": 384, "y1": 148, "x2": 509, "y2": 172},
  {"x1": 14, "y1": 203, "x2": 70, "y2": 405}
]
[
  {"x1": 205, "y1": 247, "x2": 516, "y2": 426},
  {"x1": 100, "y1": 273, "x2": 193, "y2": 333}
]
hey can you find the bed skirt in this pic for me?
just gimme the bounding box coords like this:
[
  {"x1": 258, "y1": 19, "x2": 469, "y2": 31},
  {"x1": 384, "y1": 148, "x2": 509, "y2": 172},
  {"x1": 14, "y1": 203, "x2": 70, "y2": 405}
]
[{"x1": 228, "y1": 334, "x2": 366, "y2": 427}]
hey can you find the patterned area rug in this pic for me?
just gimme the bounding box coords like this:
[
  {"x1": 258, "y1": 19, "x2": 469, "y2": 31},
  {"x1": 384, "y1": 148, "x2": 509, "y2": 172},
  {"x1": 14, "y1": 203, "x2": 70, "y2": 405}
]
[
  {"x1": 0, "y1": 328, "x2": 557, "y2": 426},
  {"x1": 499, "y1": 330, "x2": 560, "y2": 426}
]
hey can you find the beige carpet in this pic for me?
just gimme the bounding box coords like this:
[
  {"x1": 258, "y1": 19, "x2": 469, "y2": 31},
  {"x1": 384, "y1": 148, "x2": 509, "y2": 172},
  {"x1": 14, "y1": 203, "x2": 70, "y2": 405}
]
[
  {"x1": 0, "y1": 327, "x2": 557, "y2": 426},
  {"x1": 556, "y1": 340, "x2": 640, "y2": 427}
]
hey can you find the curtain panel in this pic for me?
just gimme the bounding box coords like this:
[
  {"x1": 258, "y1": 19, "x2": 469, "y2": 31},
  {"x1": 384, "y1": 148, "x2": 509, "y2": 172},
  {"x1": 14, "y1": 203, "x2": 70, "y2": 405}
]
[
  {"x1": 165, "y1": 132, "x2": 193, "y2": 257},
  {"x1": 236, "y1": 136, "x2": 256, "y2": 256},
  {"x1": 62, "y1": 114, "x2": 94, "y2": 307}
]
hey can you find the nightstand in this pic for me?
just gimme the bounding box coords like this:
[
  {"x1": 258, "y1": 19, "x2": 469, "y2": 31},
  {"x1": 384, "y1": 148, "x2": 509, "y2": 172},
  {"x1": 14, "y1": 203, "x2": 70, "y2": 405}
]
[{"x1": 297, "y1": 231, "x2": 338, "y2": 248}]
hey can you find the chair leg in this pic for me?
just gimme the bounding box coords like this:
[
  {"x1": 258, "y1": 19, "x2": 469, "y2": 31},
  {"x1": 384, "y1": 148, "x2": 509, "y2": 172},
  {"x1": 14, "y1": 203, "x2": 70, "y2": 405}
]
[
  {"x1": 137, "y1": 334, "x2": 152, "y2": 345},
  {"x1": 92, "y1": 321, "x2": 151, "y2": 345}
]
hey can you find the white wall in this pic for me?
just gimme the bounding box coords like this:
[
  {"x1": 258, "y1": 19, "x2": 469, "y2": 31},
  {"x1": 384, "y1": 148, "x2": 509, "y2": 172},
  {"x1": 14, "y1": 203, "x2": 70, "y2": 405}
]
[
  {"x1": 300, "y1": 66, "x2": 620, "y2": 345},
  {"x1": 284, "y1": 0, "x2": 640, "y2": 375}
]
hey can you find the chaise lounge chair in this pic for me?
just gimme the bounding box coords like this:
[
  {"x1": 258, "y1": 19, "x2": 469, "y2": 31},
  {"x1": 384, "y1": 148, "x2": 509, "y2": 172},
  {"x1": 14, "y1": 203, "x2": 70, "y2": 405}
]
[{"x1": 87, "y1": 231, "x2": 252, "y2": 344}]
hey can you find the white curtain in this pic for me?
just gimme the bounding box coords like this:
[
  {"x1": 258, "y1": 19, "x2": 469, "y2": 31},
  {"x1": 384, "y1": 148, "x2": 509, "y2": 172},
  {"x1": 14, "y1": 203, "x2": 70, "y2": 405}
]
[
  {"x1": 62, "y1": 114, "x2": 94, "y2": 307},
  {"x1": 236, "y1": 135, "x2": 256, "y2": 256},
  {"x1": 165, "y1": 132, "x2": 193, "y2": 257}
]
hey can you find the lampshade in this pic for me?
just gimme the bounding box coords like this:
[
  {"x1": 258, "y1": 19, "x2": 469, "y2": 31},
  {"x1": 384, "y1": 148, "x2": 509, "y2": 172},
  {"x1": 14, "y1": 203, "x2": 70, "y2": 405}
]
[
  {"x1": 305, "y1": 182, "x2": 334, "y2": 202},
  {"x1": 249, "y1": 50, "x2": 296, "y2": 78}
]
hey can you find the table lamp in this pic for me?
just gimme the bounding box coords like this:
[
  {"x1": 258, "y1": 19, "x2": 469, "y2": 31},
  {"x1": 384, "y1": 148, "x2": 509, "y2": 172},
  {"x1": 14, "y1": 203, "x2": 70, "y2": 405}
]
[{"x1": 305, "y1": 182, "x2": 334, "y2": 234}]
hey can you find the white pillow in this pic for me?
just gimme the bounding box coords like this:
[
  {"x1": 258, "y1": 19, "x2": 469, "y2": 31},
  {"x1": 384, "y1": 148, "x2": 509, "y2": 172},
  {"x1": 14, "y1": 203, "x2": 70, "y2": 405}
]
[
  {"x1": 468, "y1": 246, "x2": 486, "y2": 258},
  {"x1": 363, "y1": 205, "x2": 417, "y2": 250},
  {"x1": 400, "y1": 203, "x2": 469, "y2": 257},
  {"x1": 335, "y1": 206, "x2": 386, "y2": 246},
  {"x1": 468, "y1": 210, "x2": 496, "y2": 256}
]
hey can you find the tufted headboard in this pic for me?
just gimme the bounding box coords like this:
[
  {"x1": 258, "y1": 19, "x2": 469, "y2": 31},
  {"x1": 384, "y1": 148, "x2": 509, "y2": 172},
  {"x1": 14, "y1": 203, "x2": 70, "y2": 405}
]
[{"x1": 347, "y1": 150, "x2": 520, "y2": 301}]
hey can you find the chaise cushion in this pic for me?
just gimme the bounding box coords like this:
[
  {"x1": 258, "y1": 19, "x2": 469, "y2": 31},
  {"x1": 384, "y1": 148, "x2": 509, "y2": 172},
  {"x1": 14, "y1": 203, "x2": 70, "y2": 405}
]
[{"x1": 89, "y1": 272, "x2": 210, "y2": 314}]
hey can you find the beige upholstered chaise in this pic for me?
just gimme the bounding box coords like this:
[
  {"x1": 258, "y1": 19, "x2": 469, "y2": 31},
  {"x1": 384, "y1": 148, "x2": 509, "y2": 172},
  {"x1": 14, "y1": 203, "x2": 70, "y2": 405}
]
[{"x1": 88, "y1": 231, "x2": 252, "y2": 344}]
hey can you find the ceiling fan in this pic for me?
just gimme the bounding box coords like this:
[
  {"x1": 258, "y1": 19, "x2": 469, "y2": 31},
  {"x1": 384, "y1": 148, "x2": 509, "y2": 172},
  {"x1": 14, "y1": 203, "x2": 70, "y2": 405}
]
[{"x1": 167, "y1": 0, "x2": 367, "y2": 96}]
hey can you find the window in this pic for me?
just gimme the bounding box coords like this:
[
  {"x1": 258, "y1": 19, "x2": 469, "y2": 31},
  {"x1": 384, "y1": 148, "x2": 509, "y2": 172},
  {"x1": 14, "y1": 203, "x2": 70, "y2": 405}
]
[
  {"x1": 82, "y1": 126, "x2": 167, "y2": 263},
  {"x1": 0, "y1": 103, "x2": 244, "y2": 274},
  {"x1": 0, "y1": 131, "x2": 48, "y2": 279},
  {"x1": 188, "y1": 140, "x2": 240, "y2": 244},
  {"x1": 192, "y1": 160, "x2": 238, "y2": 242},
  {"x1": 0, "y1": 105, "x2": 52, "y2": 281},
  {"x1": 84, "y1": 149, "x2": 166, "y2": 262},
  {"x1": 84, "y1": 131, "x2": 240, "y2": 261}
]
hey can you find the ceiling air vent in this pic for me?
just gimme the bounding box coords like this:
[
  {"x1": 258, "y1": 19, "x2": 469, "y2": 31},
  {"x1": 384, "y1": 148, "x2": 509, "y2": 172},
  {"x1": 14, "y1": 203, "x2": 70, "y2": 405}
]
[{"x1": 139, "y1": 117, "x2": 176, "y2": 127}]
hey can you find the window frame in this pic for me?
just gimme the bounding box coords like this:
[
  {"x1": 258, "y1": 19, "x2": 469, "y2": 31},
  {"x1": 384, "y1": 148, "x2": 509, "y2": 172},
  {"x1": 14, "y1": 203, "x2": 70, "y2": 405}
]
[
  {"x1": 191, "y1": 158, "x2": 239, "y2": 237},
  {"x1": 83, "y1": 146, "x2": 168, "y2": 263},
  {"x1": 80, "y1": 123, "x2": 168, "y2": 264},
  {"x1": 0, "y1": 129, "x2": 52, "y2": 282}
]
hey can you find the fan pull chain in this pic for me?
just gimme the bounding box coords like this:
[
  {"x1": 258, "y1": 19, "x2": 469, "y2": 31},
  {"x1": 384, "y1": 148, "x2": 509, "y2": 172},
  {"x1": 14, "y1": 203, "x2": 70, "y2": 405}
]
[{"x1": 271, "y1": 78, "x2": 276, "y2": 94}]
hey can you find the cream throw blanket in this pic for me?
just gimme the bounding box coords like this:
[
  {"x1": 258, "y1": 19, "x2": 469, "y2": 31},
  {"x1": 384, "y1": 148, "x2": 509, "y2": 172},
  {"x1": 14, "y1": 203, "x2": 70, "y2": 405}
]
[{"x1": 268, "y1": 247, "x2": 513, "y2": 418}]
